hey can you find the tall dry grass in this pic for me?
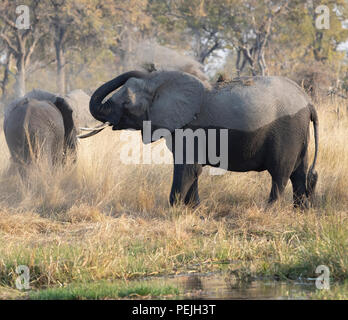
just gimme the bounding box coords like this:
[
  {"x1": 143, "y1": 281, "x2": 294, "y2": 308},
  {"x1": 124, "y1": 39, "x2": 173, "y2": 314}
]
[{"x1": 0, "y1": 100, "x2": 347, "y2": 292}]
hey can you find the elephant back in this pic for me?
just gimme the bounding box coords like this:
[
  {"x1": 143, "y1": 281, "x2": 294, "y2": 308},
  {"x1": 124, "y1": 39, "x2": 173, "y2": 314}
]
[{"x1": 191, "y1": 76, "x2": 311, "y2": 132}]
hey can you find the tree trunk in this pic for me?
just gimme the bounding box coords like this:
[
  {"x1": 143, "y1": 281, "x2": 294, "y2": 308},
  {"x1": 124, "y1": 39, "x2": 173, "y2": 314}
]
[
  {"x1": 55, "y1": 43, "x2": 66, "y2": 95},
  {"x1": 15, "y1": 54, "x2": 26, "y2": 97},
  {"x1": 0, "y1": 52, "x2": 11, "y2": 100},
  {"x1": 242, "y1": 47, "x2": 256, "y2": 76},
  {"x1": 258, "y1": 50, "x2": 267, "y2": 76}
]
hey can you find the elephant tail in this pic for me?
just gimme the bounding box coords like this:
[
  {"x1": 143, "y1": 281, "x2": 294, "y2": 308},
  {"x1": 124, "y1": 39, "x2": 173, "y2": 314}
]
[{"x1": 307, "y1": 104, "x2": 319, "y2": 198}]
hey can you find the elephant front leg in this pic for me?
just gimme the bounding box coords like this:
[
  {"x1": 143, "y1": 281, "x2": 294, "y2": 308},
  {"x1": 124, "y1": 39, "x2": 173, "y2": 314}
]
[{"x1": 169, "y1": 163, "x2": 202, "y2": 207}]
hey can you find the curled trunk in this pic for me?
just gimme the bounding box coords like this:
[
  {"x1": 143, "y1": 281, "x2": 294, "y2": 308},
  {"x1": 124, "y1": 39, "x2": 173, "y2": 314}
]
[{"x1": 89, "y1": 71, "x2": 146, "y2": 124}]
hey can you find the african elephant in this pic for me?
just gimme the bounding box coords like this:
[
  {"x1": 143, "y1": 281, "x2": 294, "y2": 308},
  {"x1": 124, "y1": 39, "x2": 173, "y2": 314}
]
[
  {"x1": 86, "y1": 70, "x2": 319, "y2": 209},
  {"x1": 4, "y1": 89, "x2": 77, "y2": 169},
  {"x1": 64, "y1": 89, "x2": 98, "y2": 129}
]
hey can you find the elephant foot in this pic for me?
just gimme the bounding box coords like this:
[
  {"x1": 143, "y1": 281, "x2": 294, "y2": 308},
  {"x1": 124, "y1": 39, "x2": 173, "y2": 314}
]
[
  {"x1": 292, "y1": 191, "x2": 311, "y2": 210},
  {"x1": 293, "y1": 197, "x2": 310, "y2": 210},
  {"x1": 185, "y1": 199, "x2": 200, "y2": 209},
  {"x1": 169, "y1": 193, "x2": 200, "y2": 208}
]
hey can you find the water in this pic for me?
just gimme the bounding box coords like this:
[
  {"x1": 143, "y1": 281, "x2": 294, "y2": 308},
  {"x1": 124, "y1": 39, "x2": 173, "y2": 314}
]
[{"x1": 144, "y1": 273, "x2": 318, "y2": 300}]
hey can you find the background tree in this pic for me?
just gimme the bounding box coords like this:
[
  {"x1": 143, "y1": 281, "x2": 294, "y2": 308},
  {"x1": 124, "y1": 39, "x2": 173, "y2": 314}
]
[
  {"x1": 149, "y1": 0, "x2": 235, "y2": 64},
  {"x1": 267, "y1": 0, "x2": 348, "y2": 98},
  {"x1": 47, "y1": 0, "x2": 112, "y2": 95},
  {"x1": 0, "y1": 0, "x2": 348, "y2": 104},
  {"x1": 149, "y1": 0, "x2": 290, "y2": 75},
  {"x1": 0, "y1": 0, "x2": 48, "y2": 97},
  {"x1": 0, "y1": 46, "x2": 12, "y2": 100},
  {"x1": 227, "y1": 0, "x2": 290, "y2": 76}
]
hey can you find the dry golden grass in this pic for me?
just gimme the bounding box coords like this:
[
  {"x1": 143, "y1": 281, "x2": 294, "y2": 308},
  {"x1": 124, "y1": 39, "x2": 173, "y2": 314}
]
[{"x1": 0, "y1": 100, "x2": 347, "y2": 298}]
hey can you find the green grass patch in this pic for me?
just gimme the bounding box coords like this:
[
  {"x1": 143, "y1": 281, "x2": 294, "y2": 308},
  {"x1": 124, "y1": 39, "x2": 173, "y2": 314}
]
[
  {"x1": 28, "y1": 280, "x2": 181, "y2": 300},
  {"x1": 263, "y1": 213, "x2": 348, "y2": 281}
]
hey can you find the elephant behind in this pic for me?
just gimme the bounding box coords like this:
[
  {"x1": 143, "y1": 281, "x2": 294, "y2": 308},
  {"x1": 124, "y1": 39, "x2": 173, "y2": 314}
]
[{"x1": 4, "y1": 90, "x2": 77, "y2": 169}]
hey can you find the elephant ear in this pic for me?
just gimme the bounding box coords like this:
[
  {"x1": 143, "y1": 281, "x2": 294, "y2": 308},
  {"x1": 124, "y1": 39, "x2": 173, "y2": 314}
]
[
  {"x1": 147, "y1": 71, "x2": 206, "y2": 136},
  {"x1": 53, "y1": 97, "x2": 77, "y2": 152}
]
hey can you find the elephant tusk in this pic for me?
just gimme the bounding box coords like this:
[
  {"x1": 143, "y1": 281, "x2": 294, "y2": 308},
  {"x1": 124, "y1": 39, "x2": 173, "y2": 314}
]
[
  {"x1": 79, "y1": 121, "x2": 111, "y2": 131},
  {"x1": 77, "y1": 127, "x2": 107, "y2": 139}
]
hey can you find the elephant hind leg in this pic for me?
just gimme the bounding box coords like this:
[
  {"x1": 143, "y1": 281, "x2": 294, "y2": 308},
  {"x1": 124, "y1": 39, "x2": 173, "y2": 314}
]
[
  {"x1": 267, "y1": 168, "x2": 293, "y2": 205},
  {"x1": 290, "y1": 152, "x2": 310, "y2": 209},
  {"x1": 184, "y1": 179, "x2": 200, "y2": 207},
  {"x1": 268, "y1": 176, "x2": 289, "y2": 205},
  {"x1": 266, "y1": 144, "x2": 301, "y2": 206}
]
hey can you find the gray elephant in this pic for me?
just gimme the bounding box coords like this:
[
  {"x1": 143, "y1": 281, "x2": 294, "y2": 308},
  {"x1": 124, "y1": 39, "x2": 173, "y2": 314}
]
[
  {"x1": 85, "y1": 70, "x2": 319, "y2": 209},
  {"x1": 4, "y1": 89, "x2": 78, "y2": 169},
  {"x1": 64, "y1": 89, "x2": 98, "y2": 129}
]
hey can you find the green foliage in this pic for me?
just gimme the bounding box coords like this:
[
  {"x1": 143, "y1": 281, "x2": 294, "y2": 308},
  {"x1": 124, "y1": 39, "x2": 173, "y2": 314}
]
[
  {"x1": 28, "y1": 280, "x2": 180, "y2": 300},
  {"x1": 1, "y1": 0, "x2": 348, "y2": 97}
]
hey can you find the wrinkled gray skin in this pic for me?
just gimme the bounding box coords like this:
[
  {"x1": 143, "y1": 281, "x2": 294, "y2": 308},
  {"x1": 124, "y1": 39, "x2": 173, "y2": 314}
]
[
  {"x1": 89, "y1": 71, "x2": 319, "y2": 209},
  {"x1": 4, "y1": 90, "x2": 77, "y2": 170}
]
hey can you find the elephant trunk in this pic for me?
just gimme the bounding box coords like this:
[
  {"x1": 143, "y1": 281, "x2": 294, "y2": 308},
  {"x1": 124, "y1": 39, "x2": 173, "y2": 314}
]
[{"x1": 89, "y1": 71, "x2": 146, "y2": 125}]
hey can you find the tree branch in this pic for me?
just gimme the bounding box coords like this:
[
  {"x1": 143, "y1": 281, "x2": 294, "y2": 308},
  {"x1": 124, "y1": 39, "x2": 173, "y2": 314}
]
[
  {"x1": 0, "y1": 33, "x2": 18, "y2": 54},
  {"x1": 0, "y1": 14, "x2": 18, "y2": 29},
  {"x1": 24, "y1": 32, "x2": 41, "y2": 67}
]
